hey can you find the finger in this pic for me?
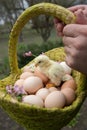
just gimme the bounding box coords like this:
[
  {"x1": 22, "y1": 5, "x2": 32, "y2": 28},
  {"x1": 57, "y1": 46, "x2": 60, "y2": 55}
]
[
  {"x1": 74, "y1": 9, "x2": 87, "y2": 24},
  {"x1": 65, "y1": 48, "x2": 80, "y2": 71},
  {"x1": 56, "y1": 23, "x2": 64, "y2": 33},
  {"x1": 63, "y1": 24, "x2": 80, "y2": 37},
  {"x1": 54, "y1": 18, "x2": 61, "y2": 24},
  {"x1": 68, "y1": 5, "x2": 85, "y2": 12},
  {"x1": 63, "y1": 36, "x2": 76, "y2": 47},
  {"x1": 54, "y1": 18, "x2": 62, "y2": 28},
  {"x1": 74, "y1": 35, "x2": 87, "y2": 50}
]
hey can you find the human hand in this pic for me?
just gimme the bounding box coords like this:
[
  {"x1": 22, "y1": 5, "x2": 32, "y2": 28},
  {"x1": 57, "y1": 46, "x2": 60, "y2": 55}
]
[
  {"x1": 63, "y1": 24, "x2": 87, "y2": 75},
  {"x1": 54, "y1": 5, "x2": 87, "y2": 36}
]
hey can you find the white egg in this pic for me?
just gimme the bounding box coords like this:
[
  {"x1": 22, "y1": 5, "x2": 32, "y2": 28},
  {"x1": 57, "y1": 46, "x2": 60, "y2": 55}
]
[
  {"x1": 36, "y1": 88, "x2": 50, "y2": 100},
  {"x1": 14, "y1": 79, "x2": 24, "y2": 88},
  {"x1": 23, "y1": 76, "x2": 43, "y2": 94},
  {"x1": 60, "y1": 62, "x2": 72, "y2": 74},
  {"x1": 20, "y1": 72, "x2": 34, "y2": 79},
  {"x1": 45, "y1": 91, "x2": 66, "y2": 108},
  {"x1": 23, "y1": 95, "x2": 44, "y2": 107},
  {"x1": 49, "y1": 87, "x2": 58, "y2": 92}
]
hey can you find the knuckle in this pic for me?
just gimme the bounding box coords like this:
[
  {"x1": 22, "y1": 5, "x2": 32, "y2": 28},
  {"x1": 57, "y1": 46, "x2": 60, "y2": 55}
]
[{"x1": 65, "y1": 56, "x2": 75, "y2": 69}]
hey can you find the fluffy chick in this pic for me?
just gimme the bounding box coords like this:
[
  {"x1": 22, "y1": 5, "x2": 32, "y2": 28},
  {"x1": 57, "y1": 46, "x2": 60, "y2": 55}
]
[{"x1": 34, "y1": 55, "x2": 65, "y2": 86}]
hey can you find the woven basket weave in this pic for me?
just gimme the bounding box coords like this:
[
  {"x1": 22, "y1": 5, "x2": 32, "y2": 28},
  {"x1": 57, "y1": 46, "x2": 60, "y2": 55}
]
[{"x1": 0, "y1": 3, "x2": 87, "y2": 130}]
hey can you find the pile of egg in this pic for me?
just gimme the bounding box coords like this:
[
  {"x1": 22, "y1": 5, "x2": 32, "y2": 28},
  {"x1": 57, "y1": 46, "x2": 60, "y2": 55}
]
[{"x1": 14, "y1": 62, "x2": 77, "y2": 108}]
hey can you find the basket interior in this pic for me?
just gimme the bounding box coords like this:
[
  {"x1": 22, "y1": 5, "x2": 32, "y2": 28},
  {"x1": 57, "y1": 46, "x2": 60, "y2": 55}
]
[{"x1": 0, "y1": 47, "x2": 87, "y2": 130}]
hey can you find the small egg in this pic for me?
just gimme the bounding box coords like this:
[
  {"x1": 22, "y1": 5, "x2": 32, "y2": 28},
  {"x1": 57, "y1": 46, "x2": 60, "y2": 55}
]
[
  {"x1": 22, "y1": 66, "x2": 31, "y2": 72},
  {"x1": 23, "y1": 76, "x2": 43, "y2": 94},
  {"x1": 23, "y1": 95, "x2": 44, "y2": 107},
  {"x1": 14, "y1": 79, "x2": 24, "y2": 88},
  {"x1": 60, "y1": 62, "x2": 72, "y2": 74},
  {"x1": 20, "y1": 72, "x2": 34, "y2": 79},
  {"x1": 34, "y1": 67, "x2": 49, "y2": 84},
  {"x1": 61, "y1": 88, "x2": 76, "y2": 105},
  {"x1": 23, "y1": 64, "x2": 36, "y2": 72},
  {"x1": 49, "y1": 87, "x2": 58, "y2": 92},
  {"x1": 61, "y1": 79, "x2": 77, "y2": 91},
  {"x1": 36, "y1": 88, "x2": 50, "y2": 100},
  {"x1": 62, "y1": 74, "x2": 73, "y2": 82},
  {"x1": 45, "y1": 91, "x2": 66, "y2": 108}
]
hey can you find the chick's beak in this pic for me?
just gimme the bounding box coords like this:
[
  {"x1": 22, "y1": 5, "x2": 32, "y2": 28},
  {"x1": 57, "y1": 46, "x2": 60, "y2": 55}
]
[{"x1": 34, "y1": 62, "x2": 38, "y2": 67}]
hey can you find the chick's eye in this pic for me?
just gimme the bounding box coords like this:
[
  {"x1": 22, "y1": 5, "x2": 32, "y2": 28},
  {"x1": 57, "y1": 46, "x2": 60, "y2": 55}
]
[{"x1": 38, "y1": 61, "x2": 42, "y2": 63}]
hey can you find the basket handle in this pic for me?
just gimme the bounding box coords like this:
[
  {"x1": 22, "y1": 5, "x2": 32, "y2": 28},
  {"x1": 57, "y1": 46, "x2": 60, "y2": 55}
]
[{"x1": 9, "y1": 2, "x2": 76, "y2": 74}]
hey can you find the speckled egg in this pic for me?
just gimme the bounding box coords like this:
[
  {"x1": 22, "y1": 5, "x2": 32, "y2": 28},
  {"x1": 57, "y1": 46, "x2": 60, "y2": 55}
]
[
  {"x1": 61, "y1": 88, "x2": 76, "y2": 105},
  {"x1": 23, "y1": 95, "x2": 44, "y2": 107},
  {"x1": 36, "y1": 88, "x2": 50, "y2": 100},
  {"x1": 45, "y1": 91, "x2": 66, "y2": 108},
  {"x1": 23, "y1": 76, "x2": 43, "y2": 94},
  {"x1": 14, "y1": 79, "x2": 24, "y2": 88},
  {"x1": 20, "y1": 72, "x2": 34, "y2": 79},
  {"x1": 34, "y1": 67, "x2": 49, "y2": 84}
]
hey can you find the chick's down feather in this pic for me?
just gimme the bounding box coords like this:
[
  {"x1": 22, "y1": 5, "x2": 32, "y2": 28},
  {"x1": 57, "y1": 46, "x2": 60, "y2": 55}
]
[{"x1": 34, "y1": 55, "x2": 65, "y2": 86}]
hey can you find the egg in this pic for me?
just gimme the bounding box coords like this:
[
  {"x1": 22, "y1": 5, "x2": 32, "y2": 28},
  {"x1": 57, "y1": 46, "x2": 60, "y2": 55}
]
[
  {"x1": 62, "y1": 74, "x2": 73, "y2": 82},
  {"x1": 61, "y1": 88, "x2": 76, "y2": 105},
  {"x1": 14, "y1": 79, "x2": 24, "y2": 88},
  {"x1": 20, "y1": 72, "x2": 34, "y2": 79},
  {"x1": 23, "y1": 76, "x2": 43, "y2": 94},
  {"x1": 49, "y1": 87, "x2": 59, "y2": 92},
  {"x1": 60, "y1": 62, "x2": 72, "y2": 74},
  {"x1": 22, "y1": 66, "x2": 31, "y2": 72},
  {"x1": 23, "y1": 64, "x2": 36, "y2": 73},
  {"x1": 23, "y1": 95, "x2": 44, "y2": 107},
  {"x1": 61, "y1": 79, "x2": 77, "y2": 91},
  {"x1": 45, "y1": 91, "x2": 66, "y2": 108},
  {"x1": 36, "y1": 88, "x2": 50, "y2": 100},
  {"x1": 34, "y1": 67, "x2": 49, "y2": 84}
]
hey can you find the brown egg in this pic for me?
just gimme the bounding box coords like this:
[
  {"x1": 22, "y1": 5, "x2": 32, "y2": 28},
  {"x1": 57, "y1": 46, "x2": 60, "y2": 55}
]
[
  {"x1": 22, "y1": 66, "x2": 32, "y2": 72},
  {"x1": 20, "y1": 72, "x2": 34, "y2": 79},
  {"x1": 23, "y1": 64, "x2": 36, "y2": 73},
  {"x1": 61, "y1": 79, "x2": 77, "y2": 91},
  {"x1": 61, "y1": 88, "x2": 76, "y2": 105},
  {"x1": 14, "y1": 79, "x2": 24, "y2": 88},
  {"x1": 34, "y1": 67, "x2": 49, "y2": 84}
]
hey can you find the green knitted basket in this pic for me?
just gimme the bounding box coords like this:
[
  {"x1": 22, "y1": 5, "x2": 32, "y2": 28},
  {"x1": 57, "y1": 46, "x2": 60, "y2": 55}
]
[{"x1": 0, "y1": 3, "x2": 87, "y2": 130}]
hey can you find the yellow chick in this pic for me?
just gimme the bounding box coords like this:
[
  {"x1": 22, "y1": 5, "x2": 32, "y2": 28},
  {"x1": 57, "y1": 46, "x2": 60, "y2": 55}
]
[{"x1": 34, "y1": 55, "x2": 65, "y2": 86}]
